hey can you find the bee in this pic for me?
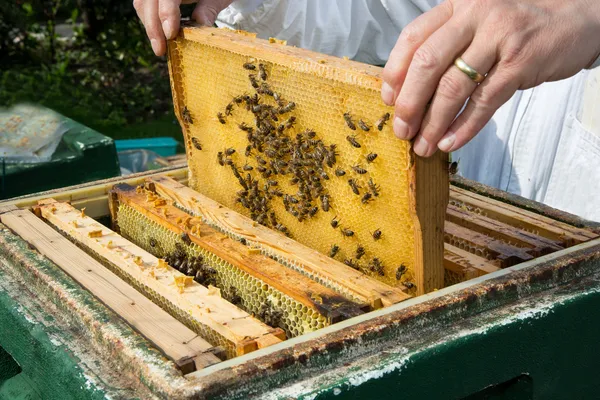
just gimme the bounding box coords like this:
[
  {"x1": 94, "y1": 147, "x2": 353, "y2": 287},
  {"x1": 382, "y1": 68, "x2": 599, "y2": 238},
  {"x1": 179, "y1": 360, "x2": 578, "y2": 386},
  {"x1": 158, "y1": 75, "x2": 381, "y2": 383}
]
[
  {"x1": 329, "y1": 244, "x2": 340, "y2": 258},
  {"x1": 448, "y1": 159, "x2": 460, "y2": 175},
  {"x1": 330, "y1": 216, "x2": 340, "y2": 228},
  {"x1": 403, "y1": 281, "x2": 415, "y2": 289},
  {"x1": 335, "y1": 168, "x2": 346, "y2": 177},
  {"x1": 258, "y1": 63, "x2": 268, "y2": 80},
  {"x1": 239, "y1": 122, "x2": 253, "y2": 132},
  {"x1": 321, "y1": 194, "x2": 330, "y2": 212},
  {"x1": 348, "y1": 179, "x2": 361, "y2": 195},
  {"x1": 267, "y1": 180, "x2": 278, "y2": 187},
  {"x1": 217, "y1": 112, "x2": 226, "y2": 124},
  {"x1": 361, "y1": 192, "x2": 373, "y2": 204},
  {"x1": 191, "y1": 137, "x2": 202, "y2": 150},
  {"x1": 278, "y1": 102, "x2": 296, "y2": 114},
  {"x1": 309, "y1": 206, "x2": 319, "y2": 217},
  {"x1": 181, "y1": 232, "x2": 192, "y2": 246},
  {"x1": 149, "y1": 238, "x2": 157, "y2": 247},
  {"x1": 366, "y1": 153, "x2": 378, "y2": 163},
  {"x1": 284, "y1": 116, "x2": 296, "y2": 129},
  {"x1": 248, "y1": 74, "x2": 259, "y2": 88},
  {"x1": 369, "y1": 257, "x2": 385, "y2": 276},
  {"x1": 396, "y1": 264, "x2": 407, "y2": 280},
  {"x1": 372, "y1": 228, "x2": 382, "y2": 240},
  {"x1": 376, "y1": 112, "x2": 391, "y2": 131},
  {"x1": 225, "y1": 147, "x2": 236, "y2": 156},
  {"x1": 256, "y1": 156, "x2": 267, "y2": 165},
  {"x1": 224, "y1": 157, "x2": 234, "y2": 166},
  {"x1": 269, "y1": 188, "x2": 284, "y2": 197},
  {"x1": 355, "y1": 245, "x2": 365, "y2": 260},
  {"x1": 225, "y1": 102, "x2": 234, "y2": 116},
  {"x1": 233, "y1": 94, "x2": 245, "y2": 104},
  {"x1": 319, "y1": 171, "x2": 330, "y2": 180},
  {"x1": 245, "y1": 145, "x2": 254, "y2": 157},
  {"x1": 344, "y1": 258, "x2": 360, "y2": 270},
  {"x1": 182, "y1": 106, "x2": 193, "y2": 124},
  {"x1": 257, "y1": 165, "x2": 267, "y2": 173},
  {"x1": 275, "y1": 223, "x2": 290, "y2": 236},
  {"x1": 217, "y1": 151, "x2": 225, "y2": 166},
  {"x1": 346, "y1": 135, "x2": 361, "y2": 148},
  {"x1": 368, "y1": 178, "x2": 381, "y2": 197},
  {"x1": 358, "y1": 119, "x2": 370, "y2": 132},
  {"x1": 352, "y1": 164, "x2": 368, "y2": 174},
  {"x1": 243, "y1": 62, "x2": 256, "y2": 70},
  {"x1": 259, "y1": 83, "x2": 274, "y2": 96},
  {"x1": 341, "y1": 228, "x2": 355, "y2": 237},
  {"x1": 243, "y1": 163, "x2": 253, "y2": 171},
  {"x1": 343, "y1": 112, "x2": 357, "y2": 130}
]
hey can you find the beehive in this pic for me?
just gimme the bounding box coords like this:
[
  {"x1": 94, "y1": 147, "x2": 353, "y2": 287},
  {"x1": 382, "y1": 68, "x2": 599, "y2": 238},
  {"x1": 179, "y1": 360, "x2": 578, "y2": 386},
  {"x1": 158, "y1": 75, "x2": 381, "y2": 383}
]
[
  {"x1": 167, "y1": 27, "x2": 448, "y2": 294},
  {"x1": 110, "y1": 184, "x2": 367, "y2": 338}
]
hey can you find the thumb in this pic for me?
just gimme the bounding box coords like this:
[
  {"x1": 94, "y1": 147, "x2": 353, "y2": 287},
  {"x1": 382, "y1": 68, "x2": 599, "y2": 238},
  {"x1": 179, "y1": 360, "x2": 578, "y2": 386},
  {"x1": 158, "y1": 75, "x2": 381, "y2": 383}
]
[{"x1": 192, "y1": 0, "x2": 232, "y2": 26}]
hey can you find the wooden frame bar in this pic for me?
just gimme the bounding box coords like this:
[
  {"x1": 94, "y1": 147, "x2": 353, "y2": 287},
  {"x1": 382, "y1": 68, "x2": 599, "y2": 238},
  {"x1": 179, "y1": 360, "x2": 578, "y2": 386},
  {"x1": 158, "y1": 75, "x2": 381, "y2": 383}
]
[
  {"x1": 36, "y1": 199, "x2": 284, "y2": 358},
  {"x1": 0, "y1": 207, "x2": 220, "y2": 373}
]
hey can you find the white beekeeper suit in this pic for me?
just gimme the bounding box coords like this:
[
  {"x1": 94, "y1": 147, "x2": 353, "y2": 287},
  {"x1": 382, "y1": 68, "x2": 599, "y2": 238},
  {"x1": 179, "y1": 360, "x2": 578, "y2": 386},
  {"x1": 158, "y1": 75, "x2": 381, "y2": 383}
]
[{"x1": 217, "y1": 0, "x2": 600, "y2": 222}]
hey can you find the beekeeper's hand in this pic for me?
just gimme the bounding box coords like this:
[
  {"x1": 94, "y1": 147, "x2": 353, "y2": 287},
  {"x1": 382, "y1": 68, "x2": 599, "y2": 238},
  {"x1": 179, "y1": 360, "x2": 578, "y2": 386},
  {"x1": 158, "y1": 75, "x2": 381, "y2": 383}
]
[
  {"x1": 133, "y1": 0, "x2": 233, "y2": 56},
  {"x1": 381, "y1": 0, "x2": 600, "y2": 157}
]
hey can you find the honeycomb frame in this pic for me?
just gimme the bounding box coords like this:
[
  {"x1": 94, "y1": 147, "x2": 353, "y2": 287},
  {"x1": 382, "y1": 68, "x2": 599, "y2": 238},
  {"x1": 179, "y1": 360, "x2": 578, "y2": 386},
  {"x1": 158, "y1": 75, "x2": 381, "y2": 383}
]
[
  {"x1": 110, "y1": 184, "x2": 366, "y2": 338},
  {"x1": 167, "y1": 26, "x2": 448, "y2": 294}
]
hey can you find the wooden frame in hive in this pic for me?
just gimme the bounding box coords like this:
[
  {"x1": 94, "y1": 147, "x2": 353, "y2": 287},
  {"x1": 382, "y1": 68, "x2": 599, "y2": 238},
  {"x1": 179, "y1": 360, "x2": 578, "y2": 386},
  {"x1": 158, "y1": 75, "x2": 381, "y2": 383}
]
[{"x1": 167, "y1": 26, "x2": 448, "y2": 295}]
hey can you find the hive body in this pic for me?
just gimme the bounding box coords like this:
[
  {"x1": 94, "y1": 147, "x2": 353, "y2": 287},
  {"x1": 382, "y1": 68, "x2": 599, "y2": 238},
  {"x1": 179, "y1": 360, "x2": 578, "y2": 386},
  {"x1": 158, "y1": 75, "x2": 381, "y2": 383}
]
[{"x1": 168, "y1": 27, "x2": 448, "y2": 293}]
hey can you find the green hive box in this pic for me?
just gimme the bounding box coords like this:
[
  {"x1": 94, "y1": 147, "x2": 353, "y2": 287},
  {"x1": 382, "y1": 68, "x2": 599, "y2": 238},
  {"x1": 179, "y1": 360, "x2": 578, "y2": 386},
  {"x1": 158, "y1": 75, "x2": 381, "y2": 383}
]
[{"x1": 1, "y1": 112, "x2": 120, "y2": 200}]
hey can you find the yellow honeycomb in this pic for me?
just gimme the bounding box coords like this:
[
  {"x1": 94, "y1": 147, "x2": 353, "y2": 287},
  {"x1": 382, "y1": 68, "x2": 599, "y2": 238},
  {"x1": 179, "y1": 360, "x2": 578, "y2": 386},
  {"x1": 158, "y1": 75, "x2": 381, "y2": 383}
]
[
  {"x1": 117, "y1": 203, "x2": 328, "y2": 338},
  {"x1": 167, "y1": 28, "x2": 428, "y2": 287}
]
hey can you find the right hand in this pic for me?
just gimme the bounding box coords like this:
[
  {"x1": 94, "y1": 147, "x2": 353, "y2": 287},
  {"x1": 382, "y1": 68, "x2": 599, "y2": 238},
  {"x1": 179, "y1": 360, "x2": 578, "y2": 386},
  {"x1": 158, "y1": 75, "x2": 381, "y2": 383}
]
[{"x1": 133, "y1": 0, "x2": 234, "y2": 56}]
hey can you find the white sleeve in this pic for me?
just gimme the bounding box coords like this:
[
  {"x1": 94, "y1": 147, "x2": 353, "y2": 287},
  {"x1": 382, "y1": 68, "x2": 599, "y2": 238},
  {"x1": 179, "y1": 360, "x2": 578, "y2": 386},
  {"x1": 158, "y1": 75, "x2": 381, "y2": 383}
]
[{"x1": 217, "y1": 0, "x2": 443, "y2": 65}]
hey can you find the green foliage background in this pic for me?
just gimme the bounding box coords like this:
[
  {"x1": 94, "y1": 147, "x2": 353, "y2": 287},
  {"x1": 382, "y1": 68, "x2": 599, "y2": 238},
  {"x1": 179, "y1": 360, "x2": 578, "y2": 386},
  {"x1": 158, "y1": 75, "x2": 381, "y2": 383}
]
[{"x1": 1, "y1": 0, "x2": 184, "y2": 141}]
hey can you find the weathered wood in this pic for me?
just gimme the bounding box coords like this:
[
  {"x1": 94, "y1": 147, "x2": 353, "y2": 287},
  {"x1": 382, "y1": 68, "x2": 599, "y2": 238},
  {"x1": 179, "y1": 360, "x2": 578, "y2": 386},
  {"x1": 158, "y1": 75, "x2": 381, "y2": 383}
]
[
  {"x1": 36, "y1": 199, "x2": 284, "y2": 357},
  {"x1": 445, "y1": 221, "x2": 534, "y2": 268},
  {"x1": 147, "y1": 176, "x2": 410, "y2": 308},
  {"x1": 447, "y1": 205, "x2": 564, "y2": 256},
  {"x1": 450, "y1": 186, "x2": 597, "y2": 246},
  {"x1": 0, "y1": 208, "x2": 220, "y2": 372},
  {"x1": 112, "y1": 184, "x2": 367, "y2": 325}
]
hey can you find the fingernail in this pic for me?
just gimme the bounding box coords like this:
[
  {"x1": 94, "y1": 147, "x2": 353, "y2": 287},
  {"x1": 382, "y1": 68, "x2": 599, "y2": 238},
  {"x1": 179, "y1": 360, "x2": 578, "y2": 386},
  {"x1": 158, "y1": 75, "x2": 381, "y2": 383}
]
[
  {"x1": 381, "y1": 82, "x2": 394, "y2": 105},
  {"x1": 162, "y1": 20, "x2": 174, "y2": 40},
  {"x1": 150, "y1": 39, "x2": 160, "y2": 55},
  {"x1": 393, "y1": 117, "x2": 409, "y2": 139},
  {"x1": 413, "y1": 136, "x2": 430, "y2": 157},
  {"x1": 438, "y1": 132, "x2": 456, "y2": 152}
]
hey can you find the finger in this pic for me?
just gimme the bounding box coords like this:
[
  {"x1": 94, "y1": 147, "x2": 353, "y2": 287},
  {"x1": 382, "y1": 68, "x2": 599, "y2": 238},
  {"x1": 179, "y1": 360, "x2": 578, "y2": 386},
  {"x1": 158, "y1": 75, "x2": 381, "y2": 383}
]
[
  {"x1": 381, "y1": 1, "x2": 454, "y2": 106},
  {"x1": 413, "y1": 37, "x2": 498, "y2": 157},
  {"x1": 143, "y1": 0, "x2": 166, "y2": 56},
  {"x1": 133, "y1": 0, "x2": 145, "y2": 25},
  {"x1": 158, "y1": 0, "x2": 182, "y2": 40},
  {"x1": 392, "y1": 18, "x2": 475, "y2": 141},
  {"x1": 192, "y1": 0, "x2": 222, "y2": 26},
  {"x1": 437, "y1": 66, "x2": 520, "y2": 153}
]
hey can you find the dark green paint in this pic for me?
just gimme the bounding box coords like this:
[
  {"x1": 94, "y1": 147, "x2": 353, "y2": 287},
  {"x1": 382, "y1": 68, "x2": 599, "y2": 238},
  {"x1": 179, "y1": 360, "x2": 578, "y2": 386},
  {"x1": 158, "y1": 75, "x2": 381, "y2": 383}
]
[{"x1": 1, "y1": 114, "x2": 120, "y2": 200}]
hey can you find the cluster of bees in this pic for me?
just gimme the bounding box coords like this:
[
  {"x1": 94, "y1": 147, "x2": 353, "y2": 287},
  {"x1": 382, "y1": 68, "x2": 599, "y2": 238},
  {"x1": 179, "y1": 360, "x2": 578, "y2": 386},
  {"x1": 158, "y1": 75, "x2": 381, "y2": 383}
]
[
  {"x1": 160, "y1": 240, "x2": 219, "y2": 288},
  {"x1": 183, "y1": 59, "x2": 415, "y2": 289},
  {"x1": 257, "y1": 299, "x2": 284, "y2": 329}
]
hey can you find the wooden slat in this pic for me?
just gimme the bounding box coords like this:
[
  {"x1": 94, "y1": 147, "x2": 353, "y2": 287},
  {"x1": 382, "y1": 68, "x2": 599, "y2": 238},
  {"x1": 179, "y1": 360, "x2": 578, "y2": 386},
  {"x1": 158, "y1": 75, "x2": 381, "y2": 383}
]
[
  {"x1": 112, "y1": 184, "x2": 367, "y2": 323},
  {"x1": 447, "y1": 205, "x2": 564, "y2": 256},
  {"x1": 147, "y1": 176, "x2": 410, "y2": 308},
  {"x1": 36, "y1": 199, "x2": 284, "y2": 357},
  {"x1": 444, "y1": 243, "x2": 501, "y2": 279},
  {"x1": 0, "y1": 208, "x2": 220, "y2": 373},
  {"x1": 450, "y1": 186, "x2": 597, "y2": 245},
  {"x1": 445, "y1": 221, "x2": 534, "y2": 268}
]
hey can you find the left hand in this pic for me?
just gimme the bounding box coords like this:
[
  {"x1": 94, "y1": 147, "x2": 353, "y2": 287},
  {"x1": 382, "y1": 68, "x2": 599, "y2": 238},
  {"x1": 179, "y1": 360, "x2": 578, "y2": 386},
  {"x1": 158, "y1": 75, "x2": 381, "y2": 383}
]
[{"x1": 381, "y1": 0, "x2": 600, "y2": 157}]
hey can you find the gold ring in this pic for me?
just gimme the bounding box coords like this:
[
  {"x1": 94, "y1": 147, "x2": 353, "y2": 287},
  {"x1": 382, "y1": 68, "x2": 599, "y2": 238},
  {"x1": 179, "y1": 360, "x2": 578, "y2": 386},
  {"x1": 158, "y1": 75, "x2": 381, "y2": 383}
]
[{"x1": 454, "y1": 57, "x2": 485, "y2": 84}]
